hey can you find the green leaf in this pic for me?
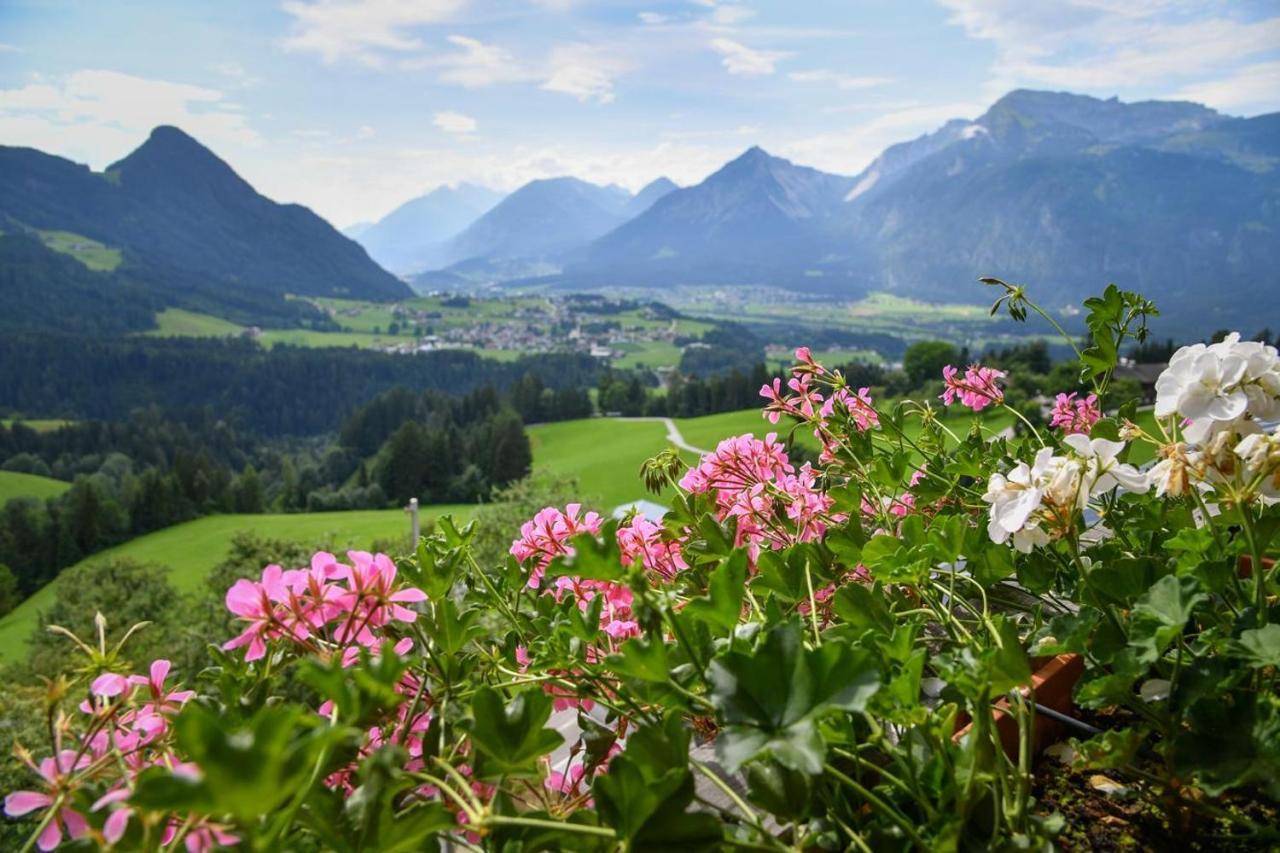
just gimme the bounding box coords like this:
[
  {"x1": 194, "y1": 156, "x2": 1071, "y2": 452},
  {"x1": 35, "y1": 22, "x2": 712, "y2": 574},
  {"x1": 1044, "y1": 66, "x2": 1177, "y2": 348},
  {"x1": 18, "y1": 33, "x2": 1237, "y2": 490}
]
[
  {"x1": 684, "y1": 550, "x2": 748, "y2": 632},
  {"x1": 466, "y1": 687, "x2": 563, "y2": 777},
  {"x1": 707, "y1": 620, "x2": 879, "y2": 774},
  {"x1": 1129, "y1": 574, "x2": 1206, "y2": 664},
  {"x1": 591, "y1": 714, "x2": 721, "y2": 849},
  {"x1": 832, "y1": 582, "x2": 894, "y2": 638},
  {"x1": 132, "y1": 703, "x2": 345, "y2": 824},
  {"x1": 545, "y1": 521, "x2": 625, "y2": 581},
  {"x1": 606, "y1": 635, "x2": 673, "y2": 683},
  {"x1": 1070, "y1": 727, "x2": 1147, "y2": 771},
  {"x1": 1235, "y1": 624, "x2": 1280, "y2": 669},
  {"x1": 423, "y1": 598, "x2": 483, "y2": 656},
  {"x1": 1032, "y1": 608, "x2": 1100, "y2": 656},
  {"x1": 745, "y1": 760, "x2": 813, "y2": 821}
]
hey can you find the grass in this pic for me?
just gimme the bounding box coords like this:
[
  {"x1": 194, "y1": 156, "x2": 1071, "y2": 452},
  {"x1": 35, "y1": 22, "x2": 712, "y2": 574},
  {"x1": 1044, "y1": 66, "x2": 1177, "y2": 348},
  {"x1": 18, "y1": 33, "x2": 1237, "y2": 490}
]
[
  {"x1": 611, "y1": 340, "x2": 683, "y2": 370},
  {"x1": 527, "y1": 419, "x2": 680, "y2": 509},
  {"x1": 0, "y1": 506, "x2": 470, "y2": 663},
  {"x1": 1, "y1": 419, "x2": 74, "y2": 433},
  {"x1": 0, "y1": 471, "x2": 70, "y2": 504},
  {"x1": 38, "y1": 230, "x2": 122, "y2": 272},
  {"x1": 147, "y1": 308, "x2": 244, "y2": 337}
]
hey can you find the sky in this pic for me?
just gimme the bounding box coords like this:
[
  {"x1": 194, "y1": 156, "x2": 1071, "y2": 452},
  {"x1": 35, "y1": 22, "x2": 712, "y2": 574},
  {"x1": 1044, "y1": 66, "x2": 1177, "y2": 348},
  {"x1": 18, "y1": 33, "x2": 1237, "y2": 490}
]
[{"x1": 2, "y1": 0, "x2": 1278, "y2": 228}]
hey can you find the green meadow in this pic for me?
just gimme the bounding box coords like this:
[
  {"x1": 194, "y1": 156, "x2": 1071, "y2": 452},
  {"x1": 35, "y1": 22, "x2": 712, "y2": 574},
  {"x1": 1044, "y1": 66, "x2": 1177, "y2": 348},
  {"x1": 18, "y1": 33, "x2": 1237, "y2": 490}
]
[
  {"x1": 0, "y1": 471, "x2": 71, "y2": 504},
  {"x1": 0, "y1": 507, "x2": 468, "y2": 662}
]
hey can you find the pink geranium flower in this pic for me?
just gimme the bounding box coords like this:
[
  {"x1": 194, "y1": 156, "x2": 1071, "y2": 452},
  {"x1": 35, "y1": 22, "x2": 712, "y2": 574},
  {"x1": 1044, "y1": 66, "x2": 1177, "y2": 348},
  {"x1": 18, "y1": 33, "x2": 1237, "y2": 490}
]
[
  {"x1": 4, "y1": 751, "x2": 91, "y2": 851},
  {"x1": 940, "y1": 364, "x2": 1006, "y2": 412},
  {"x1": 1049, "y1": 392, "x2": 1102, "y2": 435},
  {"x1": 509, "y1": 504, "x2": 602, "y2": 589}
]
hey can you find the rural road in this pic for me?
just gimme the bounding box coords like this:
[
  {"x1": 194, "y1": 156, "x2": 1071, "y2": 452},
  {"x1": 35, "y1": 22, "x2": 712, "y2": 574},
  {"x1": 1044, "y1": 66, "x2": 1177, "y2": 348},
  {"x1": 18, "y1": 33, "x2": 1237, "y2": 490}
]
[{"x1": 617, "y1": 416, "x2": 711, "y2": 455}]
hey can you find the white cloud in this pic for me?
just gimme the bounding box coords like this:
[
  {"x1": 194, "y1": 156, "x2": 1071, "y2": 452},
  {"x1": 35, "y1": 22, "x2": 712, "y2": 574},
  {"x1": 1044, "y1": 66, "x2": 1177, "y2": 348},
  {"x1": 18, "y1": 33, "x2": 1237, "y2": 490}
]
[
  {"x1": 432, "y1": 109, "x2": 477, "y2": 134},
  {"x1": 280, "y1": 0, "x2": 463, "y2": 66},
  {"x1": 420, "y1": 34, "x2": 536, "y2": 87},
  {"x1": 939, "y1": 0, "x2": 1280, "y2": 104},
  {"x1": 781, "y1": 100, "x2": 985, "y2": 178},
  {"x1": 709, "y1": 4, "x2": 754, "y2": 25},
  {"x1": 638, "y1": 12, "x2": 669, "y2": 25},
  {"x1": 1170, "y1": 60, "x2": 1280, "y2": 114},
  {"x1": 709, "y1": 38, "x2": 787, "y2": 76},
  {"x1": 356, "y1": 124, "x2": 377, "y2": 139},
  {"x1": 789, "y1": 69, "x2": 892, "y2": 90},
  {"x1": 540, "y1": 44, "x2": 619, "y2": 104},
  {"x1": 0, "y1": 69, "x2": 258, "y2": 167},
  {"x1": 0, "y1": 43, "x2": 21, "y2": 53},
  {"x1": 209, "y1": 61, "x2": 261, "y2": 88}
]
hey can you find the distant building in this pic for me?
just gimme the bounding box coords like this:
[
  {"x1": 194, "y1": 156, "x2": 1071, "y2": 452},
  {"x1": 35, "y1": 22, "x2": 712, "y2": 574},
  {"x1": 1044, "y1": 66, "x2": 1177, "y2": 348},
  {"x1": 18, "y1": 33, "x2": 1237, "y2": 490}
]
[{"x1": 1114, "y1": 359, "x2": 1167, "y2": 403}]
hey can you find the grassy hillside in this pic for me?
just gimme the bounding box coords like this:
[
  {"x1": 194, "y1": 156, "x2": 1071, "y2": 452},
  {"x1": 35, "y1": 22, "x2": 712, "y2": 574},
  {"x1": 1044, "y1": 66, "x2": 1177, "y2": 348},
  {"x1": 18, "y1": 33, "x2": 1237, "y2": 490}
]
[
  {"x1": 0, "y1": 419, "x2": 74, "y2": 433},
  {"x1": 0, "y1": 507, "x2": 469, "y2": 663},
  {"x1": 527, "y1": 418, "x2": 691, "y2": 508},
  {"x1": 148, "y1": 307, "x2": 245, "y2": 337},
  {"x1": 0, "y1": 471, "x2": 70, "y2": 503},
  {"x1": 37, "y1": 230, "x2": 122, "y2": 272}
]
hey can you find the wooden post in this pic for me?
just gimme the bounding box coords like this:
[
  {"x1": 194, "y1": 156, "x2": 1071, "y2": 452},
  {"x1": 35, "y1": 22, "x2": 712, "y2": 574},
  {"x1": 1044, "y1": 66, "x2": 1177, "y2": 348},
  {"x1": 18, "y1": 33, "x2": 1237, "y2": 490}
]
[{"x1": 407, "y1": 497, "x2": 419, "y2": 543}]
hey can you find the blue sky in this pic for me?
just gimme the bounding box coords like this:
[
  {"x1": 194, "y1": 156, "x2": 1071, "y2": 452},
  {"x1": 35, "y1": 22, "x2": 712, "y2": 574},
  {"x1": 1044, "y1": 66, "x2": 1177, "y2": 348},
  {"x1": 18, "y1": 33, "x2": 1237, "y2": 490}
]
[{"x1": 2, "y1": 0, "x2": 1278, "y2": 227}]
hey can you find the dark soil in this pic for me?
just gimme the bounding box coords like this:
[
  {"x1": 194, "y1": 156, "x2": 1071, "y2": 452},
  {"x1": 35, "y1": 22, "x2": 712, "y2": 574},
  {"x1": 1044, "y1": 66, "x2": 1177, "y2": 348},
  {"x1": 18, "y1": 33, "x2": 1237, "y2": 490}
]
[{"x1": 1031, "y1": 708, "x2": 1278, "y2": 851}]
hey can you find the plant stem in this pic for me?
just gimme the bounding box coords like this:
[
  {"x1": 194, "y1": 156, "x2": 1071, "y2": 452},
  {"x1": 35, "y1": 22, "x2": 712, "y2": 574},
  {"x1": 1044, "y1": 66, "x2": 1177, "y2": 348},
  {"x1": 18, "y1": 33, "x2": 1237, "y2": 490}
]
[
  {"x1": 482, "y1": 814, "x2": 617, "y2": 838},
  {"x1": 824, "y1": 763, "x2": 926, "y2": 850}
]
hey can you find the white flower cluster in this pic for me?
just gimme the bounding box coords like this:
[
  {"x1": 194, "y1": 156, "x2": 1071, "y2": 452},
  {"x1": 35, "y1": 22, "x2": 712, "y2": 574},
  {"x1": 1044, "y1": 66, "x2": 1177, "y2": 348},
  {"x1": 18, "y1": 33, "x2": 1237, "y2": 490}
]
[
  {"x1": 983, "y1": 435, "x2": 1148, "y2": 552},
  {"x1": 1150, "y1": 332, "x2": 1280, "y2": 500},
  {"x1": 1154, "y1": 333, "x2": 1280, "y2": 444}
]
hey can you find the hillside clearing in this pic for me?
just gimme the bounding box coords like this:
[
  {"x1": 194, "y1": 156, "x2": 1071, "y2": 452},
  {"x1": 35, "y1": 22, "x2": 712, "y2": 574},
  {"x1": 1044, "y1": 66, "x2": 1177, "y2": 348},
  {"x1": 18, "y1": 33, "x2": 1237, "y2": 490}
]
[{"x1": 0, "y1": 471, "x2": 71, "y2": 504}]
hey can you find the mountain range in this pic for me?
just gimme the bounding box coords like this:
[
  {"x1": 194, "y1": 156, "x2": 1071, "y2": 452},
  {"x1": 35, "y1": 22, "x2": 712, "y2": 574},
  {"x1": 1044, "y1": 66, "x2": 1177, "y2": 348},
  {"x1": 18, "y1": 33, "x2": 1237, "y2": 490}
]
[
  {"x1": 2, "y1": 89, "x2": 1277, "y2": 338},
  {"x1": 348, "y1": 182, "x2": 503, "y2": 274},
  {"x1": 0, "y1": 126, "x2": 409, "y2": 327},
  {"x1": 353, "y1": 175, "x2": 679, "y2": 277},
  {"x1": 389, "y1": 90, "x2": 1274, "y2": 334}
]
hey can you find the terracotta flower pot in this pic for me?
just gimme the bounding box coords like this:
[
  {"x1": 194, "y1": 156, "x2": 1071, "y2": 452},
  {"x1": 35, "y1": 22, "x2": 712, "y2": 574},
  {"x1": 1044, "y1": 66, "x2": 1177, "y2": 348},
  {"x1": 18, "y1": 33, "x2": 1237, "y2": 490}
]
[
  {"x1": 1238, "y1": 554, "x2": 1275, "y2": 579},
  {"x1": 952, "y1": 653, "x2": 1085, "y2": 760}
]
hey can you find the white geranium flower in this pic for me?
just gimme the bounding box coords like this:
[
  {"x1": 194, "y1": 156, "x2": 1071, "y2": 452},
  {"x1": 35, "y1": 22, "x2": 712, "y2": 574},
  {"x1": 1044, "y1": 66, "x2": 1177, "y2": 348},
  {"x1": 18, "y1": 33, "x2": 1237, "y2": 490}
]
[
  {"x1": 1154, "y1": 333, "x2": 1280, "y2": 443},
  {"x1": 983, "y1": 454, "x2": 1046, "y2": 550},
  {"x1": 1063, "y1": 434, "x2": 1150, "y2": 495},
  {"x1": 1235, "y1": 430, "x2": 1280, "y2": 499}
]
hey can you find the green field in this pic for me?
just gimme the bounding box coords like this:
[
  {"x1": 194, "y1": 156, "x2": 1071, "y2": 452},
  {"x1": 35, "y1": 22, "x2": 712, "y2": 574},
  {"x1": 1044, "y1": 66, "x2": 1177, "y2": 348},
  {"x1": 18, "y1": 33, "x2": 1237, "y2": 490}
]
[
  {"x1": 148, "y1": 308, "x2": 245, "y2": 337},
  {"x1": 611, "y1": 340, "x2": 683, "y2": 370},
  {"x1": 141, "y1": 297, "x2": 706, "y2": 368},
  {"x1": 0, "y1": 507, "x2": 469, "y2": 662},
  {"x1": 527, "y1": 418, "x2": 685, "y2": 508},
  {"x1": 1, "y1": 419, "x2": 73, "y2": 433},
  {"x1": 38, "y1": 230, "x2": 122, "y2": 272},
  {"x1": 0, "y1": 471, "x2": 70, "y2": 504}
]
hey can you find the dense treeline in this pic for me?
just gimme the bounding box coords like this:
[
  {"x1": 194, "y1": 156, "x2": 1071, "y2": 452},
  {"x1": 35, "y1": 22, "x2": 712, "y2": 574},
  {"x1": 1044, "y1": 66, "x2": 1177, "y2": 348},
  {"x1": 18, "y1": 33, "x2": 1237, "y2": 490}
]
[
  {"x1": 0, "y1": 235, "x2": 165, "y2": 335},
  {"x1": 0, "y1": 386, "x2": 536, "y2": 612},
  {"x1": 0, "y1": 334, "x2": 601, "y2": 436},
  {"x1": 336, "y1": 385, "x2": 533, "y2": 504}
]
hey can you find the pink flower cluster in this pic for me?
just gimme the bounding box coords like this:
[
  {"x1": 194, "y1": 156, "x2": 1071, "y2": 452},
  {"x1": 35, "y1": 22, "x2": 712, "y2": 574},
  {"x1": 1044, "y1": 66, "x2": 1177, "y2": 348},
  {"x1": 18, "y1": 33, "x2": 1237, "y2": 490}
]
[
  {"x1": 510, "y1": 503, "x2": 602, "y2": 589},
  {"x1": 3, "y1": 660, "x2": 234, "y2": 852},
  {"x1": 1049, "y1": 392, "x2": 1101, "y2": 435},
  {"x1": 509, "y1": 505, "x2": 675, "y2": 644},
  {"x1": 617, "y1": 515, "x2": 688, "y2": 581},
  {"x1": 760, "y1": 347, "x2": 879, "y2": 463},
  {"x1": 223, "y1": 550, "x2": 427, "y2": 662},
  {"x1": 941, "y1": 364, "x2": 1006, "y2": 412},
  {"x1": 680, "y1": 433, "x2": 839, "y2": 560}
]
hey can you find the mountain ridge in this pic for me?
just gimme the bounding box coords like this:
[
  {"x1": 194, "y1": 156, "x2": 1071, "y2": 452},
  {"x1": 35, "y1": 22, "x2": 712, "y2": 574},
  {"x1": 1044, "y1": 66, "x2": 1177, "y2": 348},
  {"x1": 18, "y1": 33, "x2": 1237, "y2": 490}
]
[{"x1": 0, "y1": 125, "x2": 410, "y2": 325}]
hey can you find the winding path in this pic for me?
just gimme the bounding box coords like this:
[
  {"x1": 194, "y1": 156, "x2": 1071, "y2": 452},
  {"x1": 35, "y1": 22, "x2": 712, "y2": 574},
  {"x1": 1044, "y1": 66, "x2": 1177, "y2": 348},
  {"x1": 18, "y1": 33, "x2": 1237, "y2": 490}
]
[{"x1": 616, "y1": 416, "x2": 710, "y2": 455}]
